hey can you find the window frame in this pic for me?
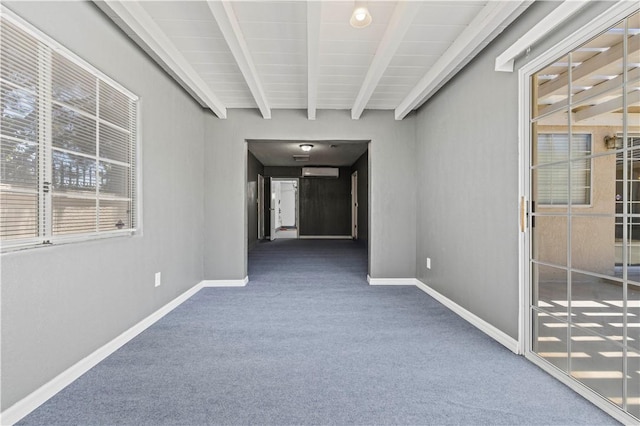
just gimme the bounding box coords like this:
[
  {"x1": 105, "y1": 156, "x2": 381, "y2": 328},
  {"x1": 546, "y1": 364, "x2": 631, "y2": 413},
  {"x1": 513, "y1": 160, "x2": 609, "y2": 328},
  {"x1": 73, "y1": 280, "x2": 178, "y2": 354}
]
[
  {"x1": 519, "y1": 4, "x2": 640, "y2": 425},
  {"x1": 535, "y1": 131, "x2": 594, "y2": 208},
  {"x1": 1, "y1": 6, "x2": 141, "y2": 253}
]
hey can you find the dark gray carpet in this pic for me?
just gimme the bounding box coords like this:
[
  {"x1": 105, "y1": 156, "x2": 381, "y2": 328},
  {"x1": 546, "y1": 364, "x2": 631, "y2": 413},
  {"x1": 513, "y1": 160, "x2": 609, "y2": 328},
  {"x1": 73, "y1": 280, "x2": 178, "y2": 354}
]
[{"x1": 18, "y1": 239, "x2": 617, "y2": 425}]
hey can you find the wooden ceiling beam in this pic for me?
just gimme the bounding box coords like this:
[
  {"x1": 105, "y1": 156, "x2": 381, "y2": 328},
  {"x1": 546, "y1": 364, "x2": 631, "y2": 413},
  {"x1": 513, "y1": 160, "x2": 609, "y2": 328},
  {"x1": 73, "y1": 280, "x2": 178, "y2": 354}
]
[
  {"x1": 538, "y1": 67, "x2": 640, "y2": 117},
  {"x1": 538, "y1": 112, "x2": 640, "y2": 127},
  {"x1": 539, "y1": 33, "x2": 640, "y2": 99},
  {"x1": 207, "y1": 0, "x2": 271, "y2": 119},
  {"x1": 97, "y1": 0, "x2": 227, "y2": 118},
  {"x1": 307, "y1": 1, "x2": 322, "y2": 120},
  {"x1": 394, "y1": 0, "x2": 532, "y2": 120},
  {"x1": 574, "y1": 89, "x2": 640, "y2": 123},
  {"x1": 350, "y1": 1, "x2": 421, "y2": 120}
]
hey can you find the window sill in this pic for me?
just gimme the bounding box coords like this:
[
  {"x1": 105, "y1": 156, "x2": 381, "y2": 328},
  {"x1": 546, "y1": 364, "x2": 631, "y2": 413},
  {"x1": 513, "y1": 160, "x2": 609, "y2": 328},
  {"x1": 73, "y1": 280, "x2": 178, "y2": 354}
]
[{"x1": 1, "y1": 230, "x2": 138, "y2": 254}]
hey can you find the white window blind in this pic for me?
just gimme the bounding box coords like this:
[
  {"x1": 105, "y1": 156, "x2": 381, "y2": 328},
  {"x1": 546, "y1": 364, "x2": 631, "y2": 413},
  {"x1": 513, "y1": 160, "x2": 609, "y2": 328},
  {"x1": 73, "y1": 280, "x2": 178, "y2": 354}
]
[
  {"x1": 1, "y1": 12, "x2": 138, "y2": 250},
  {"x1": 537, "y1": 133, "x2": 591, "y2": 205}
]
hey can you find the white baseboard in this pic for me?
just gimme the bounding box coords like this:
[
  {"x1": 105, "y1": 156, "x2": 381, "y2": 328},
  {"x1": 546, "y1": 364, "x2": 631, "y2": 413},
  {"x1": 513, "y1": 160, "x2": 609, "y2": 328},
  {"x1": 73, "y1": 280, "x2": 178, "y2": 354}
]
[
  {"x1": 415, "y1": 279, "x2": 519, "y2": 354},
  {"x1": 363, "y1": 276, "x2": 518, "y2": 353},
  {"x1": 1, "y1": 274, "x2": 517, "y2": 425},
  {"x1": 200, "y1": 276, "x2": 248, "y2": 287},
  {"x1": 0, "y1": 282, "x2": 205, "y2": 426},
  {"x1": 367, "y1": 275, "x2": 417, "y2": 286},
  {"x1": 298, "y1": 235, "x2": 352, "y2": 240}
]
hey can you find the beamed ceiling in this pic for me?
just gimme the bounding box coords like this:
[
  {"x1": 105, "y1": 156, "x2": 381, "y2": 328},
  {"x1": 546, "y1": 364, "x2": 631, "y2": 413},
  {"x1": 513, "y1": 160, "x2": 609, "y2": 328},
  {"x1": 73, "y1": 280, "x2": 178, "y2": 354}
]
[
  {"x1": 94, "y1": 1, "x2": 639, "y2": 166},
  {"x1": 95, "y1": 0, "x2": 533, "y2": 121}
]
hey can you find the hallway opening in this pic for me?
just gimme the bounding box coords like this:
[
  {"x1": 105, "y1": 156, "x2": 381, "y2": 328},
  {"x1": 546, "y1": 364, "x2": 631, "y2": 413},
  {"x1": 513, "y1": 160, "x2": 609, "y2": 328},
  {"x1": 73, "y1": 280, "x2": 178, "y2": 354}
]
[{"x1": 246, "y1": 140, "x2": 370, "y2": 277}]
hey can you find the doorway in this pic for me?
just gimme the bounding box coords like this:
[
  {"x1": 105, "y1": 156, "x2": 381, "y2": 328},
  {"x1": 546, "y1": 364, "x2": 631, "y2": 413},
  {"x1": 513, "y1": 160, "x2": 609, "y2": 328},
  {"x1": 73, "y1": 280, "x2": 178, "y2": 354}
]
[
  {"x1": 520, "y1": 7, "x2": 639, "y2": 424},
  {"x1": 270, "y1": 178, "x2": 299, "y2": 240}
]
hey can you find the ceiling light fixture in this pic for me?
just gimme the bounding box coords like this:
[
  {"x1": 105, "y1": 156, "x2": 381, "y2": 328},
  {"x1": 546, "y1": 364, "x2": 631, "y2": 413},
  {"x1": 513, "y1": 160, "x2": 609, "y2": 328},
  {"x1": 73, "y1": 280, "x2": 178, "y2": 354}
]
[
  {"x1": 300, "y1": 144, "x2": 314, "y2": 152},
  {"x1": 350, "y1": 2, "x2": 372, "y2": 29}
]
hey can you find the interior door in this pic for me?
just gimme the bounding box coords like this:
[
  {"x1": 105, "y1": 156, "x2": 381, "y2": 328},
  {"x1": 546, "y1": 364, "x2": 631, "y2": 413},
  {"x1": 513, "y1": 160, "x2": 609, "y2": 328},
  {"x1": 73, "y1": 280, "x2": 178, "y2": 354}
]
[{"x1": 269, "y1": 178, "x2": 276, "y2": 241}]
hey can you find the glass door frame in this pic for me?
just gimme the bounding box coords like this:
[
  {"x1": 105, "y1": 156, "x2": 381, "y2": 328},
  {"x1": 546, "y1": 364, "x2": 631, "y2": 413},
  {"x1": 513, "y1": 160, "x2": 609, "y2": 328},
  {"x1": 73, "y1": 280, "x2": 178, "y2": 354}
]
[{"x1": 518, "y1": 3, "x2": 639, "y2": 424}]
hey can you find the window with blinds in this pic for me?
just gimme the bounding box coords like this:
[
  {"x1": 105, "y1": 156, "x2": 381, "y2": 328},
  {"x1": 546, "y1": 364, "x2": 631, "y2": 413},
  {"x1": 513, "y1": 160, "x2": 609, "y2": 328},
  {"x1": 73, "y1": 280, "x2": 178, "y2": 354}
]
[
  {"x1": 537, "y1": 133, "x2": 591, "y2": 205},
  {"x1": 1, "y1": 11, "x2": 139, "y2": 251}
]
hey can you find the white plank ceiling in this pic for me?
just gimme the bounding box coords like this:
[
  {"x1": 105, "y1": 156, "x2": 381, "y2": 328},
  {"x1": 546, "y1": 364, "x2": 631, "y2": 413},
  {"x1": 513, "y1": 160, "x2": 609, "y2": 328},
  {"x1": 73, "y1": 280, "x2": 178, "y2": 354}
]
[{"x1": 97, "y1": 0, "x2": 532, "y2": 120}]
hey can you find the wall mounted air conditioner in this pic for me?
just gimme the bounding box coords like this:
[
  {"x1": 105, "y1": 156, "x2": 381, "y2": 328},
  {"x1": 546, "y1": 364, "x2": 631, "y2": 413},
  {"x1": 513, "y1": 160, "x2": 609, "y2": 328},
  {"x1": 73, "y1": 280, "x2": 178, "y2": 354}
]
[{"x1": 301, "y1": 167, "x2": 339, "y2": 178}]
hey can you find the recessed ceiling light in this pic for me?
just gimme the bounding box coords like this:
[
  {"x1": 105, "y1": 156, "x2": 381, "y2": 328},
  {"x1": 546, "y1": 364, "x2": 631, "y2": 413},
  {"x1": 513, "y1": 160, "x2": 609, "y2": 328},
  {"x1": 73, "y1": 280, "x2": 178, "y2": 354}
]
[
  {"x1": 350, "y1": 3, "x2": 371, "y2": 28},
  {"x1": 300, "y1": 144, "x2": 314, "y2": 152}
]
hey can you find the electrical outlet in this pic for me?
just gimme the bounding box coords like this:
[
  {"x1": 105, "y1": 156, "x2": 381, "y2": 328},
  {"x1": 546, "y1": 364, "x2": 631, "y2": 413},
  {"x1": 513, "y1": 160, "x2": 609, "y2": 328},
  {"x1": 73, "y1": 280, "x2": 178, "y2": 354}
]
[
  {"x1": 155, "y1": 272, "x2": 161, "y2": 287},
  {"x1": 426, "y1": 258, "x2": 431, "y2": 270}
]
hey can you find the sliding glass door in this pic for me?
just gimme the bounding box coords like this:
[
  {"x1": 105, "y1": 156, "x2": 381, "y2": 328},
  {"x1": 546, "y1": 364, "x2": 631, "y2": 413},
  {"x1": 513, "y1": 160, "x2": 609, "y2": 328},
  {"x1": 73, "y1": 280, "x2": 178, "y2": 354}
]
[{"x1": 528, "y1": 10, "x2": 639, "y2": 422}]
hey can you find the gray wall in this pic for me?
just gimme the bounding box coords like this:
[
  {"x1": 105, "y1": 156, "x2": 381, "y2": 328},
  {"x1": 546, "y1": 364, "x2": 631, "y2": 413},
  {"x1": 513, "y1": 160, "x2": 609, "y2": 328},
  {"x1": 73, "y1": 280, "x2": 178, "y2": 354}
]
[
  {"x1": 414, "y1": 0, "x2": 615, "y2": 338},
  {"x1": 351, "y1": 151, "x2": 369, "y2": 245},
  {"x1": 3, "y1": 0, "x2": 612, "y2": 413},
  {"x1": 1, "y1": 1, "x2": 206, "y2": 410},
  {"x1": 247, "y1": 151, "x2": 264, "y2": 251},
  {"x1": 204, "y1": 109, "x2": 416, "y2": 280}
]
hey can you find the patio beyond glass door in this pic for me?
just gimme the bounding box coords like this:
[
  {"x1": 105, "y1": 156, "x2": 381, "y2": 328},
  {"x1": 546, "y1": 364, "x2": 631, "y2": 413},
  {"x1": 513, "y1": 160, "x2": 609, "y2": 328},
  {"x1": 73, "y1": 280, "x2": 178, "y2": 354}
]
[{"x1": 528, "y1": 10, "x2": 639, "y2": 422}]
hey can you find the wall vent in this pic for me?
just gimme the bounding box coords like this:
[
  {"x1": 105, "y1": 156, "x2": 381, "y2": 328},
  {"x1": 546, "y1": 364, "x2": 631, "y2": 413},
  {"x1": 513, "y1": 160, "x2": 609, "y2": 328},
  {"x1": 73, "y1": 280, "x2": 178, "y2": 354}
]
[{"x1": 293, "y1": 155, "x2": 310, "y2": 162}]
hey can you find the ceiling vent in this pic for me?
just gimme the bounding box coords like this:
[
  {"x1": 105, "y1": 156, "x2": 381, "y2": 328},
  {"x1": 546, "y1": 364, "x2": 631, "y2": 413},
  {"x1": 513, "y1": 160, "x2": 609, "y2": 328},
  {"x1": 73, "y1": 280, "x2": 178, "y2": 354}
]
[
  {"x1": 293, "y1": 154, "x2": 310, "y2": 162},
  {"x1": 301, "y1": 167, "x2": 339, "y2": 178}
]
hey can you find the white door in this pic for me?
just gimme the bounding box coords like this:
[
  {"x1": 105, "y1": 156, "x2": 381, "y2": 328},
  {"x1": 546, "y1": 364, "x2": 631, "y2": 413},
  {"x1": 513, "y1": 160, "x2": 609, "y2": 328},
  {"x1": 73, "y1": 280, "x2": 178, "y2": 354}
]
[
  {"x1": 269, "y1": 178, "x2": 276, "y2": 241},
  {"x1": 351, "y1": 171, "x2": 358, "y2": 239},
  {"x1": 280, "y1": 182, "x2": 296, "y2": 227}
]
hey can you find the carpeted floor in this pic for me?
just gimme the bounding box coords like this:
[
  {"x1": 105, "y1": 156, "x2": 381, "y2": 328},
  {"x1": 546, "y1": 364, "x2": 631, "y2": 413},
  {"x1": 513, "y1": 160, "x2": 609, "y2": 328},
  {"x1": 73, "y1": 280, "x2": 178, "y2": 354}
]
[{"x1": 18, "y1": 239, "x2": 618, "y2": 425}]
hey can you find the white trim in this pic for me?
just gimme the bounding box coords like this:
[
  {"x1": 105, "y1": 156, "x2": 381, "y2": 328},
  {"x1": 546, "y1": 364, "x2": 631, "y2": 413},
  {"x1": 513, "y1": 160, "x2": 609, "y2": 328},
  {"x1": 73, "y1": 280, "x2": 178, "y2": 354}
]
[
  {"x1": 517, "y1": 0, "x2": 640, "y2": 365},
  {"x1": 200, "y1": 276, "x2": 249, "y2": 287},
  {"x1": 0, "y1": 276, "x2": 250, "y2": 424},
  {"x1": 495, "y1": 1, "x2": 590, "y2": 72},
  {"x1": 366, "y1": 276, "x2": 519, "y2": 352},
  {"x1": 367, "y1": 276, "x2": 417, "y2": 286},
  {"x1": 0, "y1": 283, "x2": 204, "y2": 426},
  {"x1": 518, "y1": 3, "x2": 640, "y2": 423},
  {"x1": 415, "y1": 280, "x2": 519, "y2": 354},
  {"x1": 134, "y1": 96, "x2": 143, "y2": 237},
  {"x1": 517, "y1": 1, "x2": 640, "y2": 78},
  {"x1": 517, "y1": 0, "x2": 640, "y2": 360},
  {"x1": 518, "y1": 57, "x2": 530, "y2": 358},
  {"x1": 298, "y1": 235, "x2": 352, "y2": 240},
  {"x1": 525, "y1": 353, "x2": 639, "y2": 425},
  {"x1": 0, "y1": 273, "x2": 523, "y2": 425},
  {"x1": 0, "y1": 7, "x2": 140, "y2": 253}
]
